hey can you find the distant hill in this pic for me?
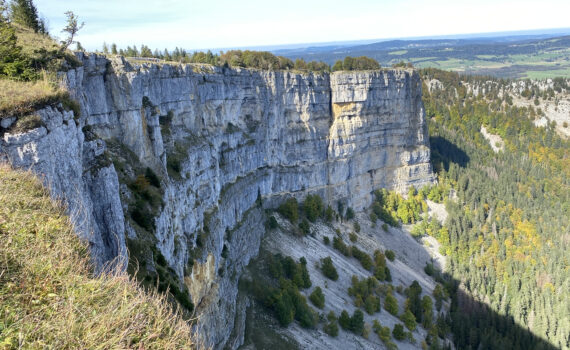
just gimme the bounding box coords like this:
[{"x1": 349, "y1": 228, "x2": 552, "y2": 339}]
[{"x1": 274, "y1": 33, "x2": 570, "y2": 79}]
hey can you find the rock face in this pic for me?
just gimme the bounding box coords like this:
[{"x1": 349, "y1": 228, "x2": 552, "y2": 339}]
[{"x1": 0, "y1": 53, "x2": 434, "y2": 348}]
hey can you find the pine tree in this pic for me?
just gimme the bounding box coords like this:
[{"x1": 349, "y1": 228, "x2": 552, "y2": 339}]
[{"x1": 9, "y1": 0, "x2": 41, "y2": 32}]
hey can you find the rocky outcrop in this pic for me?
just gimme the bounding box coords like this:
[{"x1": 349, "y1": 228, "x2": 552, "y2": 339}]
[{"x1": 0, "y1": 53, "x2": 434, "y2": 348}]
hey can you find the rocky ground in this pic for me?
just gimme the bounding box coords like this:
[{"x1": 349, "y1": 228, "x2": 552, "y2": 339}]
[{"x1": 242, "y1": 208, "x2": 450, "y2": 350}]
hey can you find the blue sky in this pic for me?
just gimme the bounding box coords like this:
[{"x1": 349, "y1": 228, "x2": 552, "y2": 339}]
[{"x1": 34, "y1": 0, "x2": 570, "y2": 51}]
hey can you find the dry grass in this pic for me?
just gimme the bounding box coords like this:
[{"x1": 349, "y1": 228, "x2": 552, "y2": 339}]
[
  {"x1": 0, "y1": 75, "x2": 67, "y2": 119},
  {"x1": 13, "y1": 24, "x2": 60, "y2": 58},
  {"x1": 0, "y1": 164, "x2": 204, "y2": 349}
]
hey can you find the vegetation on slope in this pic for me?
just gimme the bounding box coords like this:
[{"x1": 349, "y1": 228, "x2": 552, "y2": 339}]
[
  {"x1": 0, "y1": 2, "x2": 81, "y2": 119},
  {"x1": 0, "y1": 164, "x2": 201, "y2": 349},
  {"x1": 422, "y1": 68, "x2": 569, "y2": 349}
]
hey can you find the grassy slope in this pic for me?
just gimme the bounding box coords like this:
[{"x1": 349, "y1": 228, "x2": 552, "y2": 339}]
[
  {"x1": 0, "y1": 164, "x2": 201, "y2": 349},
  {"x1": 0, "y1": 25, "x2": 74, "y2": 119}
]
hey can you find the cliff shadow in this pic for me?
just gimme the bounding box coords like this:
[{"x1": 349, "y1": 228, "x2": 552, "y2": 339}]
[
  {"x1": 429, "y1": 136, "x2": 470, "y2": 171},
  {"x1": 432, "y1": 270, "x2": 560, "y2": 350}
]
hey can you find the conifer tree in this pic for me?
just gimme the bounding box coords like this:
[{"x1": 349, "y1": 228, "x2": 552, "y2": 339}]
[{"x1": 9, "y1": 0, "x2": 42, "y2": 32}]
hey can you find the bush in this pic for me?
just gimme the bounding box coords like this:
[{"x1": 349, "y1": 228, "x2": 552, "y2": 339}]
[
  {"x1": 350, "y1": 309, "x2": 365, "y2": 335},
  {"x1": 382, "y1": 223, "x2": 389, "y2": 232},
  {"x1": 323, "y1": 311, "x2": 339, "y2": 337},
  {"x1": 278, "y1": 197, "x2": 299, "y2": 223},
  {"x1": 354, "y1": 222, "x2": 361, "y2": 233},
  {"x1": 321, "y1": 257, "x2": 339, "y2": 281},
  {"x1": 424, "y1": 262, "x2": 435, "y2": 276},
  {"x1": 339, "y1": 310, "x2": 351, "y2": 330},
  {"x1": 373, "y1": 250, "x2": 390, "y2": 281},
  {"x1": 267, "y1": 215, "x2": 278, "y2": 229},
  {"x1": 351, "y1": 246, "x2": 374, "y2": 270},
  {"x1": 370, "y1": 212, "x2": 378, "y2": 223},
  {"x1": 303, "y1": 194, "x2": 323, "y2": 222},
  {"x1": 309, "y1": 287, "x2": 325, "y2": 309},
  {"x1": 348, "y1": 276, "x2": 380, "y2": 314},
  {"x1": 324, "y1": 206, "x2": 335, "y2": 222},
  {"x1": 349, "y1": 232, "x2": 358, "y2": 242},
  {"x1": 402, "y1": 309, "x2": 417, "y2": 331},
  {"x1": 299, "y1": 219, "x2": 310, "y2": 235},
  {"x1": 392, "y1": 324, "x2": 406, "y2": 341},
  {"x1": 323, "y1": 236, "x2": 330, "y2": 245},
  {"x1": 364, "y1": 295, "x2": 381, "y2": 315},
  {"x1": 346, "y1": 207, "x2": 355, "y2": 220},
  {"x1": 384, "y1": 293, "x2": 399, "y2": 315},
  {"x1": 268, "y1": 254, "x2": 311, "y2": 289},
  {"x1": 263, "y1": 263, "x2": 316, "y2": 328},
  {"x1": 145, "y1": 167, "x2": 160, "y2": 188},
  {"x1": 385, "y1": 250, "x2": 395, "y2": 261},
  {"x1": 333, "y1": 236, "x2": 351, "y2": 256}
]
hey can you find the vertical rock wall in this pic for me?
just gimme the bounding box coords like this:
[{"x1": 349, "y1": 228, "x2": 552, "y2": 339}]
[{"x1": 0, "y1": 53, "x2": 434, "y2": 348}]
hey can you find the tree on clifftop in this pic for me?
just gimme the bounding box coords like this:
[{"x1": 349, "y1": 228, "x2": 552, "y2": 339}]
[
  {"x1": 9, "y1": 0, "x2": 45, "y2": 33},
  {"x1": 60, "y1": 11, "x2": 83, "y2": 52}
]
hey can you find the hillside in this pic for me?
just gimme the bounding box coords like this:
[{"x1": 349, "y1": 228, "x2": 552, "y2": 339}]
[
  {"x1": 276, "y1": 34, "x2": 570, "y2": 79},
  {"x1": 421, "y1": 68, "x2": 569, "y2": 349},
  {"x1": 0, "y1": 164, "x2": 201, "y2": 349}
]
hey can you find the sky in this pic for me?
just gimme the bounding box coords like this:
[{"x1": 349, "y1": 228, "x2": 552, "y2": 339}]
[{"x1": 34, "y1": 0, "x2": 570, "y2": 51}]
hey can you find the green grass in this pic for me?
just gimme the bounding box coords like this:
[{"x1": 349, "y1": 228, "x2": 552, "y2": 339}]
[
  {"x1": 0, "y1": 164, "x2": 202, "y2": 349},
  {"x1": 522, "y1": 67, "x2": 570, "y2": 79},
  {"x1": 0, "y1": 23, "x2": 82, "y2": 120}
]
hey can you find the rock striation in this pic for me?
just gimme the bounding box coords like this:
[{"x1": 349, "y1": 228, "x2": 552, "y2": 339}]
[{"x1": 0, "y1": 53, "x2": 434, "y2": 348}]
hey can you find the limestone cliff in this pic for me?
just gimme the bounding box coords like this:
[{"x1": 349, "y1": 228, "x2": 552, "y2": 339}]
[{"x1": 0, "y1": 53, "x2": 434, "y2": 348}]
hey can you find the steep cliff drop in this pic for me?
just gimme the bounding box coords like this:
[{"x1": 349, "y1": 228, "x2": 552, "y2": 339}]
[{"x1": 0, "y1": 53, "x2": 434, "y2": 348}]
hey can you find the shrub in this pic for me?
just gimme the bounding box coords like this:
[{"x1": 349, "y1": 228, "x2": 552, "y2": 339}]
[
  {"x1": 323, "y1": 311, "x2": 339, "y2": 337},
  {"x1": 268, "y1": 254, "x2": 311, "y2": 289},
  {"x1": 324, "y1": 206, "x2": 335, "y2": 222},
  {"x1": 404, "y1": 280, "x2": 423, "y2": 322},
  {"x1": 321, "y1": 256, "x2": 338, "y2": 281},
  {"x1": 263, "y1": 263, "x2": 316, "y2": 328},
  {"x1": 402, "y1": 309, "x2": 417, "y2": 330},
  {"x1": 349, "y1": 232, "x2": 358, "y2": 242},
  {"x1": 354, "y1": 222, "x2": 361, "y2": 233},
  {"x1": 385, "y1": 250, "x2": 395, "y2": 261},
  {"x1": 309, "y1": 287, "x2": 325, "y2": 309},
  {"x1": 145, "y1": 167, "x2": 161, "y2": 188},
  {"x1": 392, "y1": 324, "x2": 406, "y2": 341},
  {"x1": 348, "y1": 276, "x2": 380, "y2": 314},
  {"x1": 364, "y1": 295, "x2": 381, "y2": 315},
  {"x1": 346, "y1": 207, "x2": 355, "y2": 220},
  {"x1": 339, "y1": 310, "x2": 351, "y2": 330},
  {"x1": 421, "y1": 295, "x2": 434, "y2": 329},
  {"x1": 332, "y1": 236, "x2": 351, "y2": 256},
  {"x1": 350, "y1": 309, "x2": 365, "y2": 335},
  {"x1": 299, "y1": 219, "x2": 310, "y2": 235},
  {"x1": 424, "y1": 262, "x2": 435, "y2": 276},
  {"x1": 373, "y1": 250, "x2": 390, "y2": 281},
  {"x1": 382, "y1": 223, "x2": 389, "y2": 232},
  {"x1": 370, "y1": 212, "x2": 378, "y2": 223},
  {"x1": 384, "y1": 293, "x2": 399, "y2": 315},
  {"x1": 303, "y1": 194, "x2": 323, "y2": 222},
  {"x1": 323, "y1": 236, "x2": 330, "y2": 245},
  {"x1": 267, "y1": 215, "x2": 278, "y2": 229},
  {"x1": 278, "y1": 197, "x2": 299, "y2": 223},
  {"x1": 351, "y1": 246, "x2": 374, "y2": 270}
]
